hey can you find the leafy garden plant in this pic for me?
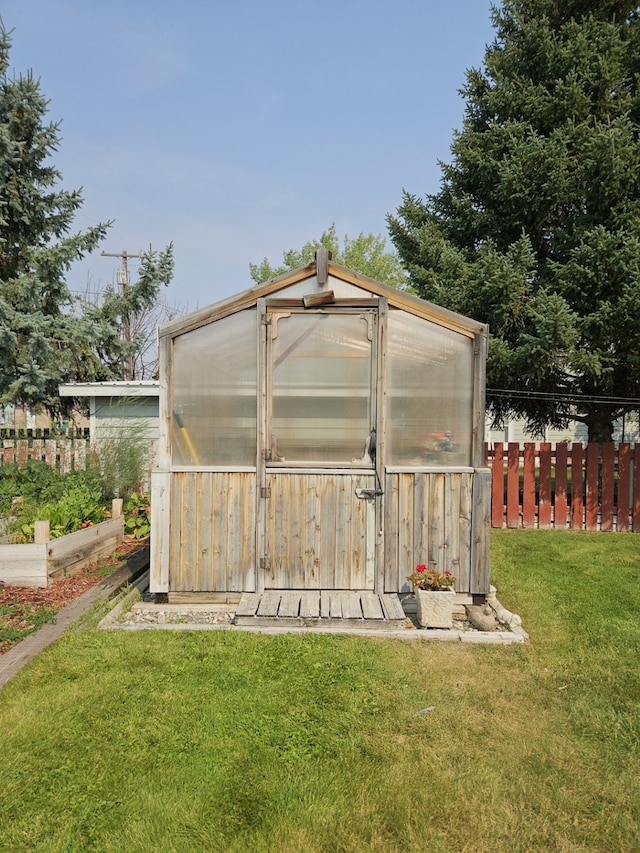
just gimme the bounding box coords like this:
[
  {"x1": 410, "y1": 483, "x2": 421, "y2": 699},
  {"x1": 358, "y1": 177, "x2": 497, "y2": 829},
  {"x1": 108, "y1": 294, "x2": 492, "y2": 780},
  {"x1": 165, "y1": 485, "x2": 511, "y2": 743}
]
[
  {"x1": 124, "y1": 492, "x2": 151, "y2": 540},
  {"x1": 407, "y1": 564, "x2": 456, "y2": 591}
]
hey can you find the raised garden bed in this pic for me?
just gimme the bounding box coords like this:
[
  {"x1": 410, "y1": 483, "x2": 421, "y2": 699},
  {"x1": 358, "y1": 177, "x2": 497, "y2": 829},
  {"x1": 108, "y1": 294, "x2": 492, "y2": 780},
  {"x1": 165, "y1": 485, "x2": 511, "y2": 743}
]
[{"x1": 0, "y1": 500, "x2": 124, "y2": 588}]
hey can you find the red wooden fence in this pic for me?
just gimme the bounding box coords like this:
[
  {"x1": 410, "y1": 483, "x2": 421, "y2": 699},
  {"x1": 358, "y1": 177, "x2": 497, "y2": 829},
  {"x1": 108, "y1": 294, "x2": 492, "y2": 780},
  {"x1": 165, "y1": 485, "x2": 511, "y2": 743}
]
[{"x1": 485, "y1": 442, "x2": 640, "y2": 531}]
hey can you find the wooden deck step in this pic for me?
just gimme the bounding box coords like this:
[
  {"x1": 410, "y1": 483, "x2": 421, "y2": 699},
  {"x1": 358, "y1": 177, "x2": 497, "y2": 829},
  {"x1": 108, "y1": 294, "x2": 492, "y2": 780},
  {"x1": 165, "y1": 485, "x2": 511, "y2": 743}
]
[{"x1": 234, "y1": 591, "x2": 407, "y2": 631}]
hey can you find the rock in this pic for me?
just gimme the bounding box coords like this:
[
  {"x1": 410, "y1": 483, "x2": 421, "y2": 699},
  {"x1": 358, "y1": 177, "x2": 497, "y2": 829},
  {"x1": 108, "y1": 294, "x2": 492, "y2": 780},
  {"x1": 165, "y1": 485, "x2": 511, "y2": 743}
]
[{"x1": 465, "y1": 605, "x2": 498, "y2": 632}]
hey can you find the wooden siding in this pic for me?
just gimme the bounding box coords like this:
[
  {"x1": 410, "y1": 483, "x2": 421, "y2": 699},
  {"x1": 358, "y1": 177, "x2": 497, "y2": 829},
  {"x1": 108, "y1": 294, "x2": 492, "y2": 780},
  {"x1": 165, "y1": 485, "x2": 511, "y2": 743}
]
[
  {"x1": 265, "y1": 472, "x2": 375, "y2": 590},
  {"x1": 169, "y1": 471, "x2": 257, "y2": 592},
  {"x1": 384, "y1": 471, "x2": 479, "y2": 594}
]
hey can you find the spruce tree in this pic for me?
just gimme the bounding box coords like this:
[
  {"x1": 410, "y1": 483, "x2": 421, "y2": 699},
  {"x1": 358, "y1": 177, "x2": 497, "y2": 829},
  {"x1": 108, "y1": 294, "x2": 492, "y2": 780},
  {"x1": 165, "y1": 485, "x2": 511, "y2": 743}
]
[
  {"x1": 388, "y1": 1, "x2": 640, "y2": 442},
  {"x1": 0, "y1": 28, "x2": 175, "y2": 413},
  {"x1": 0, "y1": 26, "x2": 111, "y2": 413}
]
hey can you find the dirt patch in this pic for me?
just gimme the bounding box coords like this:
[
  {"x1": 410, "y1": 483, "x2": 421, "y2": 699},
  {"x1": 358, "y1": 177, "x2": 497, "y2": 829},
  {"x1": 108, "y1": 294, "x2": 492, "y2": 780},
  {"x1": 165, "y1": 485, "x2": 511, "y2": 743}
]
[{"x1": 0, "y1": 539, "x2": 144, "y2": 655}]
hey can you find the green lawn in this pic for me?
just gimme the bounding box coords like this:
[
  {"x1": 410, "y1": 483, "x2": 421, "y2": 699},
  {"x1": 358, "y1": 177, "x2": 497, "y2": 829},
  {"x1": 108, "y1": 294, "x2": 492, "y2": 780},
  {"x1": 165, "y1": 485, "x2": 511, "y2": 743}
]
[{"x1": 1, "y1": 530, "x2": 639, "y2": 852}]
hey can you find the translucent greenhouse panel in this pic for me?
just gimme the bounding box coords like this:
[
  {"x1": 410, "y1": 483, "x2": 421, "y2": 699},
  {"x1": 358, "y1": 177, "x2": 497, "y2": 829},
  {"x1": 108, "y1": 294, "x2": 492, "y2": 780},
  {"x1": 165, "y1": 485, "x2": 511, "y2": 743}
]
[
  {"x1": 278, "y1": 275, "x2": 374, "y2": 300},
  {"x1": 387, "y1": 310, "x2": 474, "y2": 466},
  {"x1": 172, "y1": 310, "x2": 257, "y2": 466},
  {"x1": 270, "y1": 312, "x2": 373, "y2": 463}
]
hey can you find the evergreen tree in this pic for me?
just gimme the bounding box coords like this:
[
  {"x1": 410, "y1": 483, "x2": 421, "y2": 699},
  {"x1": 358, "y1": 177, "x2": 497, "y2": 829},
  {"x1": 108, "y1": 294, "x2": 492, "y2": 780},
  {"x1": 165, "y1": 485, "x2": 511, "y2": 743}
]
[
  {"x1": 0, "y1": 27, "x2": 110, "y2": 412},
  {"x1": 0, "y1": 27, "x2": 174, "y2": 413},
  {"x1": 388, "y1": 1, "x2": 640, "y2": 442},
  {"x1": 250, "y1": 224, "x2": 409, "y2": 289}
]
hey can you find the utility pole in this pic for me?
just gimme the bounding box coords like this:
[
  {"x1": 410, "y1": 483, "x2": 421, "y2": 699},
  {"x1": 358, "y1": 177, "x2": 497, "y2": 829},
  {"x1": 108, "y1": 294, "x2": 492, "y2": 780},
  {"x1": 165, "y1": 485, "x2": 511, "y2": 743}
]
[{"x1": 101, "y1": 249, "x2": 143, "y2": 381}]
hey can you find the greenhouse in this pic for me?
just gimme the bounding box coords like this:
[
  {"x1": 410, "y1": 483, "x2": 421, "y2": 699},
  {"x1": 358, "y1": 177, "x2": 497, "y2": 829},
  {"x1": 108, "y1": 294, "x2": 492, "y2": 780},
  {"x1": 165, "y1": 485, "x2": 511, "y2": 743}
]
[{"x1": 150, "y1": 249, "x2": 490, "y2": 610}]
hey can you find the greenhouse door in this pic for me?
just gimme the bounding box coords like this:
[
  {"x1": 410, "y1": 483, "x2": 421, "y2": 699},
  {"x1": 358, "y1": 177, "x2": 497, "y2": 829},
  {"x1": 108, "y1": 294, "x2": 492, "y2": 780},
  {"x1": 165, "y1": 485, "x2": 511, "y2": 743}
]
[{"x1": 260, "y1": 306, "x2": 379, "y2": 590}]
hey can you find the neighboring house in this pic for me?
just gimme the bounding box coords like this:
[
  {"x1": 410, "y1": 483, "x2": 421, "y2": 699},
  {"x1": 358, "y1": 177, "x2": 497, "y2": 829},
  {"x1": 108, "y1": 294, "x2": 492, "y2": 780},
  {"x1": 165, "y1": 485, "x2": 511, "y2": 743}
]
[
  {"x1": 58, "y1": 381, "x2": 160, "y2": 485},
  {"x1": 58, "y1": 381, "x2": 160, "y2": 444},
  {"x1": 485, "y1": 414, "x2": 639, "y2": 446}
]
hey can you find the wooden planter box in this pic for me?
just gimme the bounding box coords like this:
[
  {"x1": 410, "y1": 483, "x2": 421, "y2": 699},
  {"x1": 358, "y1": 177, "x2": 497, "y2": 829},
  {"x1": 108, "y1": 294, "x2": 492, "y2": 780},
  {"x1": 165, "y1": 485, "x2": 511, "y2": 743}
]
[{"x1": 0, "y1": 500, "x2": 124, "y2": 588}]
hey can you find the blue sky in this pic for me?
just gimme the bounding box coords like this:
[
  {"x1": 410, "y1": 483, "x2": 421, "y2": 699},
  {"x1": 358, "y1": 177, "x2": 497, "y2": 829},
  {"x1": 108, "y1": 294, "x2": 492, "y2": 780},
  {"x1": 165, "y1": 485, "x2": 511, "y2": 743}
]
[{"x1": 3, "y1": 0, "x2": 496, "y2": 311}]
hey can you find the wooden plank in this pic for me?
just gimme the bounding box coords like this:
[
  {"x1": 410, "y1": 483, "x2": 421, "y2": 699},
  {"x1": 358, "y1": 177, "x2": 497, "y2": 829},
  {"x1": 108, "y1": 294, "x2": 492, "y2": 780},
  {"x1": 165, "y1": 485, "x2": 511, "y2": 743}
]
[
  {"x1": 365, "y1": 481, "x2": 375, "y2": 590},
  {"x1": 231, "y1": 594, "x2": 261, "y2": 617},
  {"x1": 633, "y1": 446, "x2": 640, "y2": 532},
  {"x1": 379, "y1": 593, "x2": 405, "y2": 621},
  {"x1": 17, "y1": 439, "x2": 28, "y2": 468},
  {"x1": 31, "y1": 439, "x2": 44, "y2": 464},
  {"x1": 491, "y1": 443, "x2": 505, "y2": 528},
  {"x1": 453, "y1": 473, "x2": 471, "y2": 594},
  {"x1": 554, "y1": 443, "x2": 568, "y2": 529},
  {"x1": 169, "y1": 474, "x2": 183, "y2": 587},
  {"x1": 506, "y1": 443, "x2": 521, "y2": 528},
  {"x1": 414, "y1": 472, "x2": 428, "y2": 566},
  {"x1": 522, "y1": 443, "x2": 536, "y2": 528},
  {"x1": 271, "y1": 474, "x2": 291, "y2": 588},
  {"x1": 472, "y1": 332, "x2": 489, "y2": 467},
  {"x1": 470, "y1": 469, "x2": 491, "y2": 594},
  {"x1": 226, "y1": 472, "x2": 244, "y2": 591},
  {"x1": 299, "y1": 591, "x2": 320, "y2": 618},
  {"x1": 538, "y1": 443, "x2": 552, "y2": 528},
  {"x1": 360, "y1": 591, "x2": 384, "y2": 620},
  {"x1": 180, "y1": 473, "x2": 198, "y2": 590},
  {"x1": 47, "y1": 517, "x2": 124, "y2": 575},
  {"x1": 585, "y1": 443, "x2": 600, "y2": 531},
  {"x1": 342, "y1": 591, "x2": 363, "y2": 620},
  {"x1": 289, "y1": 475, "x2": 305, "y2": 587},
  {"x1": 383, "y1": 472, "x2": 400, "y2": 592},
  {"x1": 600, "y1": 443, "x2": 615, "y2": 532},
  {"x1": 305, "y1": 475, "x2": 321, "y2": 588},
  {"x1": 211, "y1": 472, "x2": 227, "y2": 590},
  {"x1": 617, "y1": 443, "x2": 631, "y2": 532},
  {"x1": 59, "y1": 439, "x2": 71, "y2": 475},
  {"x1": 571, "y1": 443, "x2": 584, "y2": 529},
  {"x1": 376, "y1": 297, "x2": 388, "y2": 595},
  {"x1": 329, "y1": 593, "x2": 342, "y2": 619},
  {"x1": 277, "y1": 592, "x2": 300, "y2": 618},
  {"x1": 73, "y1": 438, "x2": 86, "y2": 472},
  {"x1": 398, "y1": 473, "x2": 413, "y2": 584},
  {"x1": 429, "y1": 473, "x2": 445, "y2": 570},
  {"x1": 150, "y1": 470, "x2": 170, "y2": 593},
  {"x1": 3, "y1": 440, "x2": 14, "y2": 465},
  {"x1": 47, "y1": 516, "x2": 123, "y2": 559},
  {"x1": 320, "y1": 475, "x2": 336, "y2": 589},
  {"x1": 320, "y1": 591, "x2": 331, "y2": 619},
  {"x1": 194, "y1": 472, "x2": 212, "y2": 591},
  {"x1": 0, "y1": 543, "x2": 48, "y2": 587},
  {"x1": 44, "y1": 439, "x2": 56, "y2": 469},
  {"x1": 241, "y1": 474, "x2": 257, "y2": 592},
  {"x1": 257, "y1": 591, "x2": 281, "y2": 617}
]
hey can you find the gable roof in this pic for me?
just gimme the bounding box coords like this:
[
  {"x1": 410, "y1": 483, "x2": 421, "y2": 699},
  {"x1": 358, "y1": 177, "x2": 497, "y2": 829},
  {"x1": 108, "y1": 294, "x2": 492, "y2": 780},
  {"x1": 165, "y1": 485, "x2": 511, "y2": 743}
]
[{"x1": 159, "y1": 254, "x2": 488, "y2": 341}]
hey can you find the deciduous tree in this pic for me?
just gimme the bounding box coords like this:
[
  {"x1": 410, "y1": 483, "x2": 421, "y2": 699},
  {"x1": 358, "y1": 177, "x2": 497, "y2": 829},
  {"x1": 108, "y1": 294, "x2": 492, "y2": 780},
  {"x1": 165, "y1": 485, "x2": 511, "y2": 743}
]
[{"x1": 250, "y1": 224, "x2": 408, "y2": 289}]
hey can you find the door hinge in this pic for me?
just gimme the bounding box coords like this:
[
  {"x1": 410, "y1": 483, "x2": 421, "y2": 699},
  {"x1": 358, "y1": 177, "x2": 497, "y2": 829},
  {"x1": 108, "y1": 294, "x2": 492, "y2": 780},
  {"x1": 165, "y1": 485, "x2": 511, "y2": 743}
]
[
  {"x1": 260, "y1": 556, "x2": 272, "y2": 570},
  {"x1": 260, "y1": 486, "x2": 272, "y2": 498}
]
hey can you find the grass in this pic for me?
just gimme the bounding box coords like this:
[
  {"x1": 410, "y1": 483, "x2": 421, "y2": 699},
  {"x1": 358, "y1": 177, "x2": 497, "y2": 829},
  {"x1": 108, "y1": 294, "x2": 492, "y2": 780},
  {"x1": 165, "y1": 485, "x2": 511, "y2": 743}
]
[{"x1": 0, "y1": 529, "x2": 639, "y2": 852}]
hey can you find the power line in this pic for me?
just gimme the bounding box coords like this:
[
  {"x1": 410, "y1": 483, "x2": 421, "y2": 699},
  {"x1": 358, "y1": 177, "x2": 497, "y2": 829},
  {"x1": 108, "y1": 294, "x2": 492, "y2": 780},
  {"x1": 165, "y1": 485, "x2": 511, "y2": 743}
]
[{"x1": 487, "y1": 388, "x2": 640, "y2": 406}]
